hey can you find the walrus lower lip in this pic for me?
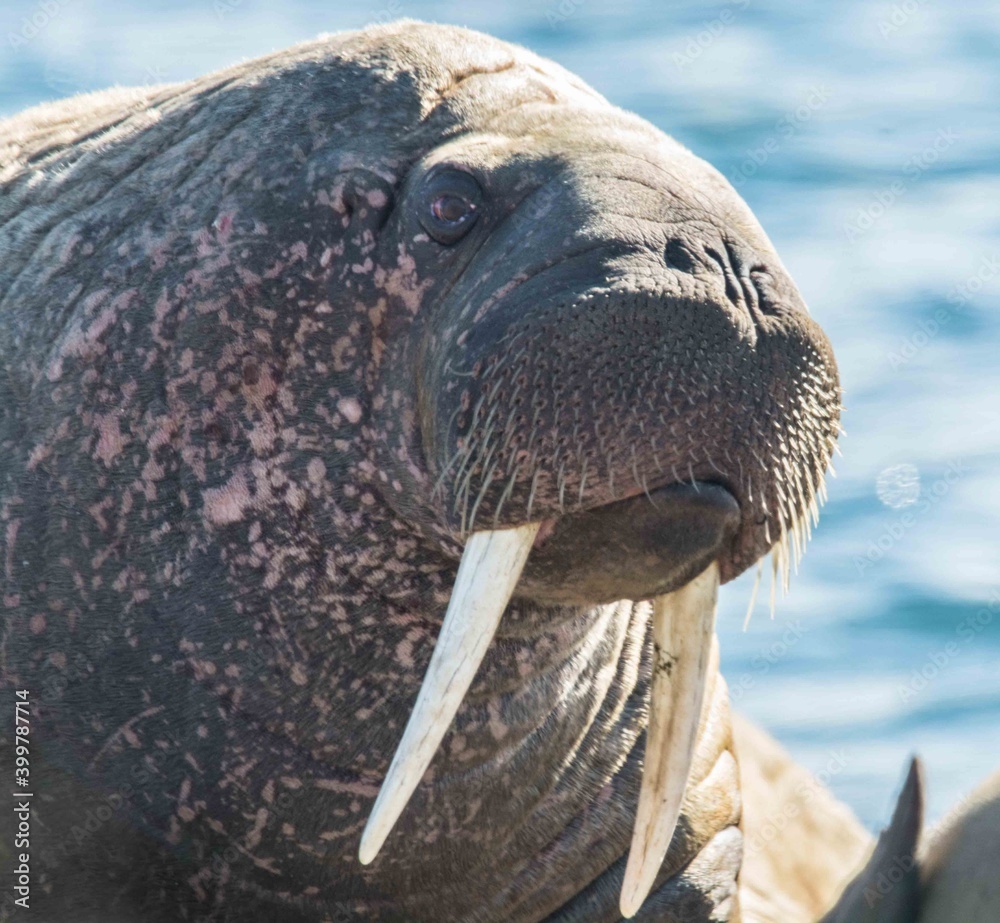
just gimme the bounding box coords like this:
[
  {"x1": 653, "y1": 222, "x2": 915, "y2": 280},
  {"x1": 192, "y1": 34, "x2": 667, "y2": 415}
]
[{"x1": 516, "y1": 481, "x2": 740, "y2": 606}]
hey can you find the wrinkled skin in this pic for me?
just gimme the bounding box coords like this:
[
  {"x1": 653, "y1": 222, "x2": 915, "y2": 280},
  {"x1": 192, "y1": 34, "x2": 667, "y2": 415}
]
[{"x1": 0, "y1": 22, "x2": 841, "y2": 922}]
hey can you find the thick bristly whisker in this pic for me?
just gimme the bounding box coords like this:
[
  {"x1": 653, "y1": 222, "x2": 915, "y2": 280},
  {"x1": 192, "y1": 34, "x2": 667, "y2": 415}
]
[
  {"x1": 742, "y1": 559, "x2": 763, "y2": 631},
  {"x1": 769, "y1": 544, "x2": 779, "y2": 619},
  {"x1": 358, "y1": 523, "x2": 540, "y2": 865}
]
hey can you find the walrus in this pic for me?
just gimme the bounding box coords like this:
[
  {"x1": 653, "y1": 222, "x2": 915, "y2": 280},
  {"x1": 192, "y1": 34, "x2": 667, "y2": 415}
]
[{"x1": 1, "y1": 18, "x2": 958, "y2": 923}]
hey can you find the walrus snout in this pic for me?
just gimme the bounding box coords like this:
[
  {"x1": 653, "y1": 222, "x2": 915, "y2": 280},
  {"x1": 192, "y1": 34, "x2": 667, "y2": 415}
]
[
  {"x1": 357, "y1": 88, "x2": 839, "y2": 597},
  {"x1": 409, "y1": 153, "x2": 839, "y2": 587}
]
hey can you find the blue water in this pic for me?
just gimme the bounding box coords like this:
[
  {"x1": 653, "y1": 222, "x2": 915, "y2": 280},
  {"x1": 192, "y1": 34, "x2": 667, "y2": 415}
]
[{"x1": 2, "y1": 0, "x2": 998, "y2": 832}]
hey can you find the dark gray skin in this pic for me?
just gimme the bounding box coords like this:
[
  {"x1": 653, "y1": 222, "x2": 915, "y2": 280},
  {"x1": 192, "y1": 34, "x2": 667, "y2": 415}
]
[
  {"x1": 0, "y1": 22, "x2": 842, "y2": 922},
  {"x1": 822, "y1": 760, "x2": 923, "y2": 923}
]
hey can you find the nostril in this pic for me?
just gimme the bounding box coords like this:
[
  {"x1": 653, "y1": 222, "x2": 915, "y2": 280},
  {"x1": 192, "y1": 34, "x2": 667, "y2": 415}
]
[
  {"x1": 704, "y1": 245, "x2": 743, "y2": 309},
  {"x1": 669, "y1": 236, "x2": 782, "y2": 320},
  {"x1": 664, "y1": 238, "x2": 697, "y2": 273},
  {"x1": 748, "y1": 265, "x2": 782, "y2": 317}
]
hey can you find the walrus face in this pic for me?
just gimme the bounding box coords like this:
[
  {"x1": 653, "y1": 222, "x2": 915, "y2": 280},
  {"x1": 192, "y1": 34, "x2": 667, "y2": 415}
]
[
  {"x1": 376, "y1": 118, "x2": 838, "y2": 588},
  {"x1": 364, "y1": 48, "x2": 839, "y2": 915}
]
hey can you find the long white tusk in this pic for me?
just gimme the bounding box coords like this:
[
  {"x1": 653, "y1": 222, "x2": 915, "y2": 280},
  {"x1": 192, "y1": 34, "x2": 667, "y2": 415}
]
[
  {"x1": 358, "y1": 523, "x2": 541, "y2": 865},
  {"x1": 619, "y1": 561, "x2": 720, "y2": 918}
]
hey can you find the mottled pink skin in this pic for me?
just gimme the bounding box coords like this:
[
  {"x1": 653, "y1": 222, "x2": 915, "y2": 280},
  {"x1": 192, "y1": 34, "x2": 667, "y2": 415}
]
[{"x1": 0, "y1": 20, "x2": 837, "y2": 923}]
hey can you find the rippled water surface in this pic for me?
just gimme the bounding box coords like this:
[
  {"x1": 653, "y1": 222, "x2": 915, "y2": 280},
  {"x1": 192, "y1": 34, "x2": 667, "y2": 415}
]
[{"x1": 2, "y1": 0, "x2": 998, "y2": 831}]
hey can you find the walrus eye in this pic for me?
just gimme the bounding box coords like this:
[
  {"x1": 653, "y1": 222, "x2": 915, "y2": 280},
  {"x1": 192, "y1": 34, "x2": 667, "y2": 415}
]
[
  {"x1": 419, "y1": 169, "x2": 482, "y2": 244},
  {"x1": 432, "y1": 194, "x2": 472, "y2": 224}
]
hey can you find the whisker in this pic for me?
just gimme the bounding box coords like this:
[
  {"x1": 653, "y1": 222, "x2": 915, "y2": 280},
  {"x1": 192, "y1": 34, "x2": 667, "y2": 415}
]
[{"x1": 743, "y1": 559, "x2": 763, "y2": 631}]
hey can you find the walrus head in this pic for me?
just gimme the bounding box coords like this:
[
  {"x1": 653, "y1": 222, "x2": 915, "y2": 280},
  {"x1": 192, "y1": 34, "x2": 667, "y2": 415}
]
[
  {"x1": 369, "y1": 54, "x2": 838, "y2": 583},
  {"x1": 355, "y1": 21, "x2": 839, "y2": 912},
  {"x1": 0, "y1": 19, "x2": 839, "y2": 923}
]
